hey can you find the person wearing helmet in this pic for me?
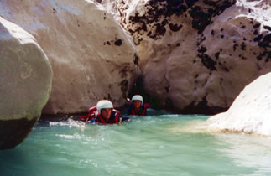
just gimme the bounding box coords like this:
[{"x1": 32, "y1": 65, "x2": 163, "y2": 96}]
[
  {"x1": 127, "y1": 95, "x2": 150, "y2": 116},
  {"x1": 80, "y1": 100, "x2": 129, "y2": 124}
]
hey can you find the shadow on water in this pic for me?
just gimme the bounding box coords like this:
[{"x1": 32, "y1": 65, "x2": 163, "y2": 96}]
[{"x1": 0, "y1": 147, "x2": 36, "y2": 176}]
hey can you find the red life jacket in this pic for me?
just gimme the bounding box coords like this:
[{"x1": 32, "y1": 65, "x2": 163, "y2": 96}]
[
  {"x1": 80, "y1": 106, "x2": 120, "y2": 124},
  {"x1": 95, "y1": 110, "x2": 120, "y2": 124},
  {"x1": 80, "y1": 106, "x2": 98, "y2": 122},
  {"x1": 129, "y1": 103, "x2": 150, "y2": 116}
]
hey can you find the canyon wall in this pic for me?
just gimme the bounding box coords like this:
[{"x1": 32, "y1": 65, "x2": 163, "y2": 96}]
[
  {"x1": 0, "y1": 0, "x2": 138, "y2": 114},
  {"x1": 101, "y1": 0, "x2": 271, "y2": 113}
]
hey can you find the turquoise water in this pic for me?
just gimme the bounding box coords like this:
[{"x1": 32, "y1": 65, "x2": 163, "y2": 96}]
[{"x1": 1, "y1": 115, "x2": 271, "y2": 176}]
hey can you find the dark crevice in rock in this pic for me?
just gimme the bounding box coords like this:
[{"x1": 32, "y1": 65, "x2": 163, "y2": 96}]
[
  {"x1": 189, "y1": 0, "x2": 236, "y2": 33},
  {"x1": 114, "y1": 39, "x2": 123, "y2": 46},
  {"x1": 169, "y1": 23, "x2": 183, "y2": 31},
  {"x1": 128, "y1": 75, "x2": 162, "y2": 109},
  {"x1": 133, "y1": 53, "x2": 139, "y2": 65},
  {"x1": 253, "y1": 23, "x2": 261, "y2": 28},
  {"x1": 120, "y1": 80, "x2": 128, "y2": 98},
  {"x1": 119, "y1": 66, "x2": 129, "y2": 78},
  {"x1": 253, "y1": 34, "x2": 263, "y2": 42},
  {"x1": 107, "y1": 94, "x2": 112, "y2": 101},
  {"x1": 220, "y1": 65, "x2": 230, "y2": 72},
  {"x1": 189, "y1": 6, "x2": 212, "y2": 34},
  {"x1": 154, "y1": 22, "x2": 167, "y2": 36},
  {"x1": 181, "y1": 96, "x2": 227, "y2": 115},
  {"x1": 257, "y1": 51, "x2": 271, "y2": 62},
  {"x1": 233, "y1": 43, "x2": 238, "y2": 51},
  {"x1": 203, "y1": 0, "x2": 218, "y2": 6},
  {"x1": 185, "y1": 0, "x2": 199, "y2": 8},
  {"x1": 164, "y1": 97, "x2": 174, "y2": 110},
  {"x1": 241, "y1": 42, "x2": 246, "y2": 50},
  {"x1": 211, "y1": 29, "x2": 215, "y2": 35},
  {"x1": 258, "y1": 34, "x2": 271, "y2": 49},
  {"x1": 215, "y1": 52, "x2": 220, "y2": 59},
  {"x1": 253, "y1": 29, "x2": 259, "y2": 35},
  {"x1": 198, "y1": 45, "x2": 207, "y2": 53},
  {"x1": 263, "y1": 25, "x2": 271, "y2": 31},
  {"x1": 256, "y1": 32, "x2": 271, "y2": 62},
  {"x1": 164, "y1": 86, "x2": 169, "y2": 93},
  {"x1": 198, "y1": 54, "x2": 217, "y2": 70}
]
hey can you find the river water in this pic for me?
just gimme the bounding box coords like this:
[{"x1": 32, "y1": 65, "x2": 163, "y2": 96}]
[{"x1": 1, "y1": 115, "x2": 271, "y2": 176}]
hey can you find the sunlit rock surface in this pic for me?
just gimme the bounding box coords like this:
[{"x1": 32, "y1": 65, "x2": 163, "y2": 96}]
[
  {"x1": 0, "y1": 0, "x2": 137, "y2": 114},
  {"x1": 1, "y1": 0, "x2": 271, "y2": 115},
  {"x1": 207, "y1": 72, "x2": 271, "y2": 136},
  {"x1": 102, "y1": 0, "x2": 271, "y2": 114},
  {"x1": 0, "y1": 17, "x2": 52, "y2": 149}
]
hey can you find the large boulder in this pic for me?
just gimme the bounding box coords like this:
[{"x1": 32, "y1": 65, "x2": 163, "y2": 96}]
[
  {"x1": 0, "y1": 17, "x2": 52, "y2": 149},
  {"x1": 102, "y1": 0, "x2": 271, "y2": 114},
  {"x1": 0, "y1": 0, "x2": 138, "y2": 114},
  {"x1": 207, "y1": 72, "x2": 271, "y2": 136}
]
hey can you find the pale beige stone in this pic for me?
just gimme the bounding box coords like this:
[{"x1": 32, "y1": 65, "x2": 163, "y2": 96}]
[
  {"x1": 0, "y1": 17, "x2": 53, "y2": 149},
  {"x1": 0, "y1": 0, "x2": 138, "y2": 114},
  {"x1": 0, "y1": 17, "x2": 52, "y2": 121},
  {"x1": 207, "y1": 72, "x2": 271, "y2": 136}
]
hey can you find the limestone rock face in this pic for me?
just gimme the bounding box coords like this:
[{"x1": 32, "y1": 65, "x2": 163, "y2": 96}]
[
  {"x1": 0, "y1": 17, "x2": 52, "y2": 149},
  {"x1": 103, "y1": 0, "x2": 271, "y2": 114},
  {"x1": 207, "y1": 72, "x2": 271, "y2": 136},
  {"x1": 0, "y1": 0, "x2": 137, "y2": 114}
]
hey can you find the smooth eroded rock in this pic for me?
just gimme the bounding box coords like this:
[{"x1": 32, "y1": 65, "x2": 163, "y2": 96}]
[
  {"x1": 0, "y1": 0, "x2": 138, "y2": 114},
  {"x1": 207, "y1": 72, "x2": 271, "y2": 136},
  {"x1": 0, "y1": 17, "x2": 52, "y2": 149}
]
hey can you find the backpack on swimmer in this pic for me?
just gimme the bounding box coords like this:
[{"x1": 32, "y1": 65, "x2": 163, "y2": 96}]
[{"x1": 80, "y1": 106, "x2": 98, "y2": 122}]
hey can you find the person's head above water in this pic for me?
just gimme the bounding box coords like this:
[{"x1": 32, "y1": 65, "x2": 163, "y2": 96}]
[
  {"x1": 96, "y1": 100, "x2": 113, "y2": 119},
  {"x1": 132, "y1": 95, "x2": 143, "y2": 108}
]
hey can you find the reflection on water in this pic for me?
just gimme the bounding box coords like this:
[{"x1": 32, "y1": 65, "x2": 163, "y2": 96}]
[
  {"x1": 0, "y1": 115, "x2": 271, "y2": 176},
  {"x1": 170, "y1": 116, "x2": 271, "y2": 176},
  {"x1": 215, "y1": 133, "x2": 271, "y2": 176}
]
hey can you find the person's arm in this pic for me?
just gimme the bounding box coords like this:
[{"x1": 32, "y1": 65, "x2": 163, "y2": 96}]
[
  {"x1": 119, "y1": 116, "x2": 130, "y2": 123},
  {"x1": 144, "y1": 103, "x2": 151, "y2": 109},
  {"x1": 143, "y1": 103, "x2": 151, "y2": 116},
  {"x1": 124, "y1": 98, "x2": 132, "y2": 106},
  {"x1": 81, "y1": 106, "x2": 97, "y2": 122}
]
